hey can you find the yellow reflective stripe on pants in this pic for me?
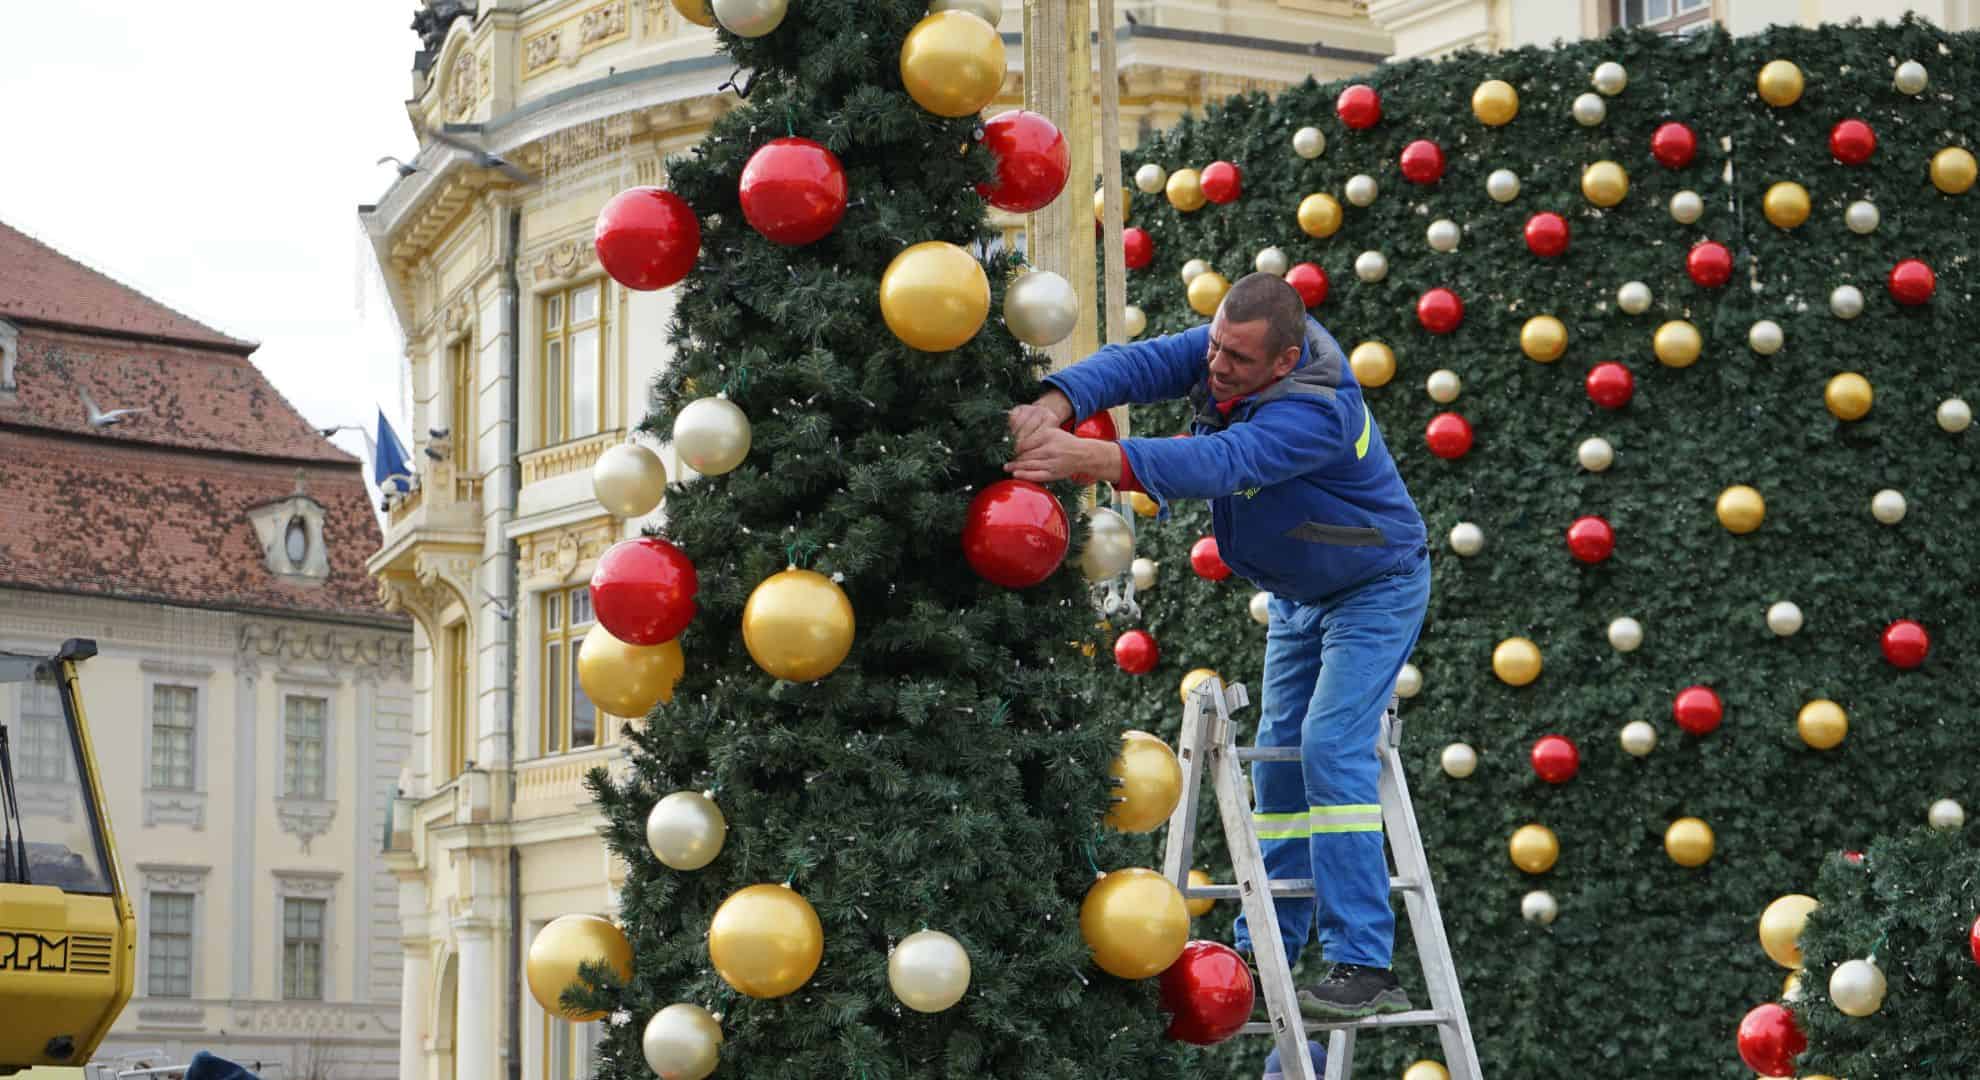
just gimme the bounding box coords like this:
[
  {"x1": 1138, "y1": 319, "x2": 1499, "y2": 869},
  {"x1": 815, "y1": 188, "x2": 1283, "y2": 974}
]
[
  {"x1": 1254, "y1": 810, "x2": 1310, "y2": 840},
  {"x1": 1310, "y1": 803, "x2": 1383, "y2": 833}
]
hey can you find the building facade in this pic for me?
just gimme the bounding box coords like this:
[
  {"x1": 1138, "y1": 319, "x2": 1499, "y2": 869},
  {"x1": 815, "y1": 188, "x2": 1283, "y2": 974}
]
[
  {"x1": 0, "y1": 222, "x2": 414, "y2": 1076},
  {"x1": 1368, "y1": 0, "x2": 1977, "y2": 58}
]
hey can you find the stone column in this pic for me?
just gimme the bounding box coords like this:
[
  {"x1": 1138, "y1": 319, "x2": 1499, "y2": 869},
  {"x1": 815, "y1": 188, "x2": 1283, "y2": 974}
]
[
  {"x1": 399, "y1": 942, "x2": 432, "y2": 1080},
  {"x1": 452, "y1": 917, "x2": 499, "y2": 1080}
]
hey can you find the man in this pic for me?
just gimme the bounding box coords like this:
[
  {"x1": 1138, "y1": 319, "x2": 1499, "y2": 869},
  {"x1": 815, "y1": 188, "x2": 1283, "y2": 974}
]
[{"x1": 1005, "y1": 273, "x2": 1430, "y2": 1022}]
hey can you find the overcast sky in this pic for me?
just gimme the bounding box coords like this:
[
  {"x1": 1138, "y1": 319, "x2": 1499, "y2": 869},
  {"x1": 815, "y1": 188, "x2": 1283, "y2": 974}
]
[{"x1": 1, "y1": 1, "x2": 421, "y2": 469}]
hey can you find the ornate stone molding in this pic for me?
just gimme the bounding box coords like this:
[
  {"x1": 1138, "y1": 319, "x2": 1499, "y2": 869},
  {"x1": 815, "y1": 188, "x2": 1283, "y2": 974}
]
[
  {"x1": 443, "y1": 295, "x2": 474, "y2": 335},
  {"x1": 531, "y1": 237, "x2": 598, "y2": 285},
  {"x1": 238, "y1": 622, "x2": 412, "y2": 679},
  {"x1": 518, "y1": 428, "x2": 619, "y2": 487},
  {"x1": 135, "y1": 1004, "x2": 207, "y2": 1026},
  {"x1": 144, "y1": 791, "x2": 206, "y2": 829},
  {"x1": 137, "y1": 862, "x2": 212, "y2": 892},
  {"x1": 276, "y1": 798, "x2": 338, "y2": 854},
  {"x1": 445, "y1": 48, "x2": 483, "y2": 122},
  {"x1": 580, "y1": 0, "x2": 630, "y2": 49},
  {"x1": 223, "y1": 1000, "x2": 398, "y2": 1037},
  {"x1": 524, "y1": 28, "x2": 562, "y2": 75},
  {"x1": 274, "y1": 867, "x2": 341, "y2": 900},
  {"x1": 517, "y1": 514, "x2": 618, "y2": 587}
]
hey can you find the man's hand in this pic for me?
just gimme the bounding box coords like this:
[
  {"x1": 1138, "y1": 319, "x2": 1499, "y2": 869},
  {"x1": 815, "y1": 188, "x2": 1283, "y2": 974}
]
[
  {"x1": 1004, "y1": 425, "x2": 1121, "y2": 485},
  {"x1": 1006, "y1": 390, "x2": 1074, "y2": 446}
]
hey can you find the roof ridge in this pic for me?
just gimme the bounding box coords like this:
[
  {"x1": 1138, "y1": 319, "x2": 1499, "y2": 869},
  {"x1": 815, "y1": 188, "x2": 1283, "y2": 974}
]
[{"x1": 0, "y1": 217, "x2": 258, "y2": 350}]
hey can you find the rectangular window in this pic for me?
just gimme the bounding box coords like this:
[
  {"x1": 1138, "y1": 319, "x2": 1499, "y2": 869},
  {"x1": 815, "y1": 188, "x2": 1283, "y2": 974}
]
[
  {"x1": 446, "y1": 623, "x2": 470, "y2": 780},
  {"x1": 18, "y1": 677, "x2": 69, "y2": 783},
  {"x1": 147, "y1": 892, "x2": 194, "y2": 998},
  {"x1": 539, "y1": 584, "x2": 600, "y2": 755},
  {"x1": 283, "y1": 695, "x2": 328, "y2": 799},
  {"x1": 450, "y1": 337, "x2": 475, "y2": 472},
  {"x1": 539, "y1": 282, "x2": 604, "y2": 447},
  {"x1": 1616, "y1": 0, "x2": 1711, "y2": 31},
  {"x1": 150, "y1": 685, "x2": 196, "y2": 790},
  {"x1": 282, "y1": 897, "x2": 326, "y2": 1000}
]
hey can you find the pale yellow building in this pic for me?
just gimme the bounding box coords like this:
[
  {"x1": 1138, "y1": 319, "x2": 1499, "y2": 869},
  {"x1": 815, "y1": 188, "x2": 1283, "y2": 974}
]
[{"x1": 1366, "y1": 0, "x2": 1977, "y2": 57}]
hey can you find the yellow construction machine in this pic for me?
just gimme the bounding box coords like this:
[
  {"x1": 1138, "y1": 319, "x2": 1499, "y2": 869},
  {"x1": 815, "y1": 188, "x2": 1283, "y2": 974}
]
[{"x1": 0, "y1": 639, "x2": 135, "y2": 1074}]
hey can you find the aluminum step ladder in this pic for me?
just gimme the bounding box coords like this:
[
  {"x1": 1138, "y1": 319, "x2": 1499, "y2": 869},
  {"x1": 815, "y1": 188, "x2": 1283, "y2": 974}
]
[{"x1": 1160, "y1": 677, "x2": 1481, "y2": 1080}]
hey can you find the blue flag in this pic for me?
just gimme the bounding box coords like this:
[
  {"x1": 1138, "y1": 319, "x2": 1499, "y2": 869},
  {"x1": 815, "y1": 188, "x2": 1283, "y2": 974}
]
[{"x1": 374, "y1": 407, "x2": 415, "y2": 496}]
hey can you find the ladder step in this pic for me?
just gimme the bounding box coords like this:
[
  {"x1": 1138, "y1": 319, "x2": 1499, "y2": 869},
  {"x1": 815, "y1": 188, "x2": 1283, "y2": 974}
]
[
  {"x1": 1236, "y1": 746, "x2": 1302, "y2": 763},
  {"x1": 1184, "y1": 876, "x2": 1421, "y2": 901},
  {"x1": 1239, "y1": 1010, "x2": 1451, "y2": 1036}
]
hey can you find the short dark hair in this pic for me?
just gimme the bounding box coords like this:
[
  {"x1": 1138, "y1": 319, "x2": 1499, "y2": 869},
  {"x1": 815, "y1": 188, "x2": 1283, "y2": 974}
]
[{"x1": 1218, "y1": 272, "x2": 1307, "y2": 358}]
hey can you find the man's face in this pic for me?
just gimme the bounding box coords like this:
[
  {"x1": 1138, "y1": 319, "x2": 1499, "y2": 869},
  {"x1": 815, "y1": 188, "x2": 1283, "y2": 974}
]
[{"x1": 1205, "y1": 311, "x2": 1299, "y2": 402}]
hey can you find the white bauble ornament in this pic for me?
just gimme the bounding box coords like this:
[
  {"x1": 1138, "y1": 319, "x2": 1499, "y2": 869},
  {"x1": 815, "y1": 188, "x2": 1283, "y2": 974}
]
[
  {"x1": 1592, "y1": 61, "x2": 1628, "y2": 96},
  {"x1": 1929, "y1": 798, "x2": 1965, "y2": 830},
  {"x1": 1607, "y1": 616, "x2": 1643, "y2": 653},
  {"x1": 1616, "y1": 280, "x2": 1652, "y2": 315},
  {"x1": 592, "y1": 442, "x2": 668, "y2": 518},
  {"x1": 1829, "y1": 958, "x2": 1888, "y2": 1017},
  {"x1": 1180, "y1": 259, "x2": 1211, "y2": 286},
  {"x1": 1440, "y1": 742, "x2": 1477, "y2": 779},
  {"x1": 712, "y1": 0, "x2": 788, "y2": 37},
  {"x1": 887, "y1": 929, "x2": 972, "y2": 1013},
  {"x1": 1134, "y1": 163, "x2": 1168, "y2": 195},
  {"x1": 1249, "y1": 591, "x2": 1271, "y2": 626},
  {"x1": 1845, "y1": 200, "x2": 1881, "y2": 235},
  {"x1": 1426, "y1": 369, "x2": 1462, "y2": 404},
  {"x1": 1619, "y1": 720, "x2": 1657, "y2": 758},
  {"x1": 1748, "y1": 320, "x2": 1784, "y2": 356},
  {"x1": 673, "y1": 396, "x2": 753, "y2": 476},
  {"x1": 1354, "y1": 250, "x2": 1388, "y2": 283},
  {"x1": 1937, "y1": 397, "x2": 1971, "y2": 433},
  {"x1": 1345, "y1": 173, "x2": 1379, "y2": 207},
  {"x1": 1395, "y1": 662, "x2": 1422, "y2": 699},
  {"x1": 1004, "y1": 269, "x2": 1080, "y2": 347},
  {"x1": 642, "y1": 1003, "x2": 723, "y2": 1080},
  {"x1": 1669, "y1": 189, "x2": 1704, "y2": 225},
  {"x1": 1578, "y1": 437, "x2": 1615, "y2": 473},
  {"x1": 1831, "y1": 285, "x2": 1865, "y2": 319},
  {"x1": 1894, "y1": 59, "x2": 1928, "y2": 95},
  {"x1": 1292, "y1": 126, "x2": 1326, "y2": 159},
  {"x1": 1427, "y1": 219, "x2": 1461, "y2": 253},
  {"x1": 1122, "y1": 304, "x2": 1147, "y2": 339},
  {"x1": 1130, "y1": 557, "x2": 1157, "y2": 591},
  {"x1": 1521, "y1": 890, "x2": 1559, "y2": 926},
  {"x1": 1871, "y1": 489, "x2": 1907, "y2": 525},
  {"x1": 1449, "y1": 522, "x2": 1484, "y2": 557},
  {"x1": 1254, "y1": 246, "x2": 1290, "y2": 277},
  {"x1": 1485, "y1": 168, "x2": 1521, "y2": 203},
  {"x1": 1572, "y1": 92, "x2": 1607, "y2": 127},
  {"x1": 1767, "y1": 601, "x2": 1804, "y2": 637},
  {"x1": 1080, "y1": 508, "x2": 1135, "y2": 581}
]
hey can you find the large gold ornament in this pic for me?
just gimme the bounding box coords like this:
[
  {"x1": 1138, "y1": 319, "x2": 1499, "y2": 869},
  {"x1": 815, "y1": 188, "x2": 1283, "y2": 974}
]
[
  {"x1": 880, "y1": 241, "x2": 990, "y2": 352},
  {"x1": 642, "y1": 1004, "x2": 723, "y2": 1080},
  {"x1": 671, "y1": 0, "x2": 716, "y2": 26},
  {"x1": 1298, "y1": 193, "x2": 1343, "y2": 238},
  {"x1": 1106, "y1": 731, "x2": 1183, "y2": 833},
  {"x1": 1185, "y1": 868, "x2": 1216, "y2": 917},
  {"x1": 1716, "y1": 485, "x2": 1766, "y2": 535},
  {"x1": 646, "y1": 791, "x2": 728, "y2": 871},
  {"x1": 578, "y1": 624, "x2": 684, "y2": 719},
  {"x1": 1581, "y1": 160, "x2": 1628, "y2": 208},
  {"x1": 1764, "y1": 181, "x2": 1811, "y2": 229},
  {"x1": 1757, "y1": 59, "x2": 1804, "y2": 106},
  {"x1": 1797, "y1": 699, "x2": 1848, "y2": 750},
  {"x1": 1166, "y1": 168, "x2": 1207, "y2": 212},
  {"x1": 899, "y1": 11, "x2": 1005, "y2": 117},
  {"x1": 708, "y1": 884, "x2": 824, "y2": 998},
  {"x1": 1187, "y1": 271, "x2": 1231, "y2": 317},
  {"x1": 1520, "y1": 316, "x2": 1567, "y2": 363},
  {"x1": 1653, "y1": 320, "x2": 1702, "y2": 368},
  {"x1": 1758, "y1": 894, "x2": 1820, "y2": 969},
  {"x1": 1179, "y1": 667, "x2": 1220, "y2": 704},
  {"x1": 1079, "y1": 868, "x2": 1190, "y2": 979},
  {"x1": 1664, "y1": 817, "x2": 1715, "y2": 867},
  {"x1": 1825, "y1": 372, "x2": 1873, "y2": 420},
  {"x1": 1128, "y1": 492, "x2": 1159, "y2": 518},
  {"x1": 1508, "y1": 824, "x2": 1559, "y2": 874},
  {"x1": 1471, "y1": 79, "x2": 1519, "y2": 126},
  {"x1": 1931, "y1": 146, "x2": 1977, "y2": 195},
  {"x1": 527, "y1": 914, "x2": 633, "y2": 1021},
  {"x1": 592, "y1": 442, "x2": 668, "y2": 518},
  {"x1": 1403, "y1": 1063, "x2": 1451, "y2": 1080},
  {"x1": 1492, "y1": 637, "x2": 1542, "y2": 687},
  {"x1": 1349, "y1": 341, "x2": 1396, "y2": 387},
  {"x1": 743, "y1": 569, "x2": 856, "y2": 681},
  {"x1": 887, "y1": 929, "x2": 972, "y2": 1013},
  {"x1": 1095, "y1": 186, "x2": 1131, "y2": 224}
]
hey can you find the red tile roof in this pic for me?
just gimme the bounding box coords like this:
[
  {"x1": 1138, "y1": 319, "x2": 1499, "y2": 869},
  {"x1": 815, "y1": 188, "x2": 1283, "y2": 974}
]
[{"x1": 0, "y1": 220, "x2": 255, "y2": 351}]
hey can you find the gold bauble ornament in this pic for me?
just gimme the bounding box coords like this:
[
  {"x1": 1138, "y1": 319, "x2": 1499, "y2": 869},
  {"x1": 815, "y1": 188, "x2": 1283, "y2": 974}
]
[
  {"x1": 1127, "y1": 492, "x2": 1159, "y2": 518},
  {"x1": 1783, "y1": 970, "x2": 1805, "y2": 1002},
  {"x1": 674, "y1": 396, "x2": 753, "y2": 476},
  {"x1": 1764, "y1": 181, "x2": 1811, "y2": 229},
  {"x1": 578, "y1": 623, "x2": 685, "y2": 718},
  {"x1": 1185, "y1": 868, "x2": 1216, "y2": 917},
  {"x1": 1079, "y1": 868, "x2": 1190, "y2": 979},
  {"x1": 672, "y1": 0, "x2": 716, "y2": 26},
  {"x1": 1179, "y1": 667, "x2": 1219, "y2": 704},
  {"x1": 1664, "y1": 817, "x2": 1715, "y2": 867},
  {"x1": 643, "y1": 1004, "x2": 723, "y2": 1080},
  {"x1": 1492, "y1": 637, "x2": 1542, "y2": 687},
  {"x1": 592, "y1": 442, "x2": 668, "y2": 518},
  {"x1": 1716, "y1": 485, "x2": 1766, "y2": 535},
  {"x1": 1471, "y1": 79, "x2": 1519, "y2": 126},
  {"x1": 887, "y1": 929, "x2": 972, "y2": 1013},
  {"x1": 1653, "y1": 320, "x2": 1702, "y2": 368},
  {"x1": 929, "y1": 0, "x2": 1003, "y2": 25},
  {"x1": 743, "y1": 568, "x2": 856, "y2": 682},
  {"x1": 1508, "y1": 824, "x2": 1559, "y2": 874},
  {"x1": 1931, "y1": 147, "x2": 1977, "y2": 195},
  {"x1": 1187, "y1": 271, "x2": 1230, "y2": 317},
  {"x1": 1758, "y1": 894, "x2": 1820, "y2": 969},
  {"x1": 1825, "y1": 372, "x2": 1873, "y2": 420},
  {"x1": 1757, "y1": 60, "x2": 1805, "y2": 107},
  {"x1": 1349, "y1": 341, "x2": 1396, "y2": 387},
  {"x1": 1403, "y1": 1062, "x2": 1451, "y2": 1080},
  {"x1": 899, "y1": 11, "x2": 1006, "y2": 118},
  {"x1": 1520, "y1": 316, "x2": 1567, "y2": 363},
  {"x1": 527, "y1": 914, "x2": 633, "y2": 1021},
  {"x1": 1581, "y1": 160, "x2": 1628, "y2": 208},
  {"x1": 880, "y1": 241, "x2": 990, "y2": 352},
  {"x1": 1106, "y1": 731, "x2": 1183, "y2": 833},
  {"x1": 1095, "y1": 186, "x2": 1131, "y2": 224},
  {"x1": 646, "y1": 790, "x2": 728, "y2": 871},
  {"x1": 708, "y1": 884, "x2": 824, "y2": 998},
  {"x1": 1166, "y1": 168, "x2": 1207, "y2": 212},
  {"x1": 1797, "y1": 699, "x2": 1848, "y2": 751}
]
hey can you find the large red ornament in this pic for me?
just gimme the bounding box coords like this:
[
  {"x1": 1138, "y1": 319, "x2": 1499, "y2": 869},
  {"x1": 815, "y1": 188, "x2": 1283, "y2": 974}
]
[
  {"x1": 1114, "y1": 629, "x2": 1160, "y2": 675},
  {"x1": 1650, "y1": 122, "x2": 1698, "y2": 169},
  {"x1": 1830, "y1": 118, "x2": 1878, "y2": 165},
  {"x1": 1889, "y1": 259, "x2": 1936, "y2": 305},
  {"x1": 1425, "y1": 413, "x2": 1474, "y2": 460},
  {"x1": 1970, "y1": 915, "x2": 1979, "y2": 967},
  {"x1": 1687, "y1": 241, "x2": 1733, "y2": 288},
  {"x1": 1524, "y1": 212, "x2": 1570, "y2": 258},
  {"x1": 1566, "y1": 516, "x2": 1615, "y2": 564},
  {"x1": 1881, "y1": 619, "x2": 1930, "y2": 669},
  {"x1": 1200, "y1": 161, "x2": 1243, "y2": 204},
  {"x1": 1736, "y1": 1003, "x2": 1807, "y2": 1079},
  {"x1": 1286, "y1": 263, "x2": 1329, "y2": 308},
  {"x1": 1673, "y1": 685, "x2": 1724, "y2": 736},
  {"x1": 1586, "y1": 363, "x2": 1634, "y2": 409},
  {"x1": 962, "y1": 480, "x2": 1070, "y2": 589},
  {"x1": 1159, "y1": 941, "x2": 1255, "y2": 1046},
  {"x1": 1416, "y1": 288, "x2": 1464, "y2": 335},
  {"x1": 1122, "y1": 227, "x2": 1154, "y2": 271},
  {"x1": 1530, "y1": 735, "x2": 1580, "y2": 784},
  {"x1": 590, "y1": 537, "x2": 699, "y2": 645},
  {"x1": 594, "y1": 187, "x2": 701, "y2": 291},
  {"x1": 1399, "y1": 140, "x2": 1446, "y2": 184},
  {"x1": 1190, "y1": 536, "x2": 1231, "y2": 581},
  {"x1": 977, "y1": 110, "x2": 1071, "y2": 213},
  {"x1": 1336, "y1": 84, "x2": 1382, "y2": 130},
  {"x1": 738, "y1": 138, "x2": 849, "y2": 247},
  {"x1": 1066, "y1": 411, "x2": 1118, "y2": 442}
]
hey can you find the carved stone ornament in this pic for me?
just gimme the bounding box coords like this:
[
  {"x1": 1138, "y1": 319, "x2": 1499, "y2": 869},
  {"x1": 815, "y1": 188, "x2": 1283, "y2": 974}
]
[
  {"x1": 444, "y1": 297, "x2": 472, "y2": 333},
  {"x1": 581, "y1": 1, "x2": 630, "y2": 47},
  {"x1": 555, "y1": 532, "x2": 581, "y2": 581},
  {"x1": 446, "y1": 49, "x2": 481, "y2": 121},
  {"x1": 276, "y1": 799, "x2": 338, "y2": 854},
  {"x1": 525, "y1": 29, "x2": 563, "y2": 73},
  {"x1": 533, "y1": 238, "x2": 597, "y2": 283},
  {"x1": 643, "y1": 0, "x2": 671, "y2": 36}
]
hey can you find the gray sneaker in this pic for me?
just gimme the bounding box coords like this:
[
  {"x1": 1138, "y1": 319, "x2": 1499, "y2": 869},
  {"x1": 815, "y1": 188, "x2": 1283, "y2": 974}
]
[{"x1": 1296, "y1": 962, "x2": 1411, "y2": 1019}]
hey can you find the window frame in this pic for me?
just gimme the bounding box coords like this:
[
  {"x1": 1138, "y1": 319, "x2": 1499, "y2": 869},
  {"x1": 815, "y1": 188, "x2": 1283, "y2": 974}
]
[
  {"x1": 537, "y1": 280, "x2": 606, "y2": 449},
  {"x1": 148, "y1": 683, "x2": 199, "y2": 792},
  {"x1": 281, "y1": 896, "x2": 328, "y2": 1001},
  {"x1": 538, "y1": 584, "x2": 600, "y2": 757},
  {"x1": 282, "y1": 693, "x2": 330, "y2": 800},
  {"x1": 15, "y1": 674, "x2": 69, "y2": 784},
  {"x1": 449, "y1": 333, "x2": 476, "y2": 473},
  {"x1": 146, "y1": 890, "x2": 197, "y2": 998},
  {"x1": 444, "y1": 620, "x2": 471, "y2": 780},
  {"x1": 1613, "y1": 0, "x2": 1714, "y2": 33}
]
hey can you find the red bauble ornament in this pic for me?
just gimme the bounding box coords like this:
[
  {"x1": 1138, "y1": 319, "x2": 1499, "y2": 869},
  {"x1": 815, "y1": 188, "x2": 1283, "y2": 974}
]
[
  {"x1": 1336, "y1": 84, "x2": 1382, "y2": 130},
  {"x1": 1159, "y1": 941, "x2": 1255, "y2": 1046},
  {"x1": 1200, "y1": 161, "x2": 1243, "y2": 204},
  {"x1": 594, "y1": 187, "x2": 701, "y2": 291},
  {"x1": 1524, "y1": 212, "x2": 1570, "y2": 258},
  {"x1": 1190, "y1": 536, "x2": 1231, "y2": 581},
  {"x1": 1586, "y1": 362, "x2": 1635, "y2": 409},
  {"x1": 1687, "y1": 241, "x2": 1733, "y2": 288},
  {"x1": 1843, "y1": 850, "x2": 1866, "y2": 866},
  {"x1": 1650, "y1": 122, "x2": 1698, "y2": 169},
  {"x1": 1122, "y1": 227, "x2": 1154, "y2": 270},
  {"x1": 589, "y1": 537, "x2": 699, "y2": 645},
  {"x1": 1881, "y1": 619, "x2": 1930, "y2": 669},
  {"x1": 1888, "y1": 259, "x2": 1936, "y2": 306},
  {"x1": 977, "y1": 110, "x2": 1071, "y2": 213},
  {"x1": 1399, "y1": 140, "x2": 1446, "y2": 184},
  {"x1": 962, "y1": 480, "x2": 1070, "y2": 589},
  {"x1": 1425, "y1": 413, "x2": 1474, "y2": 460},
  {"x1": 1829, "y1": 118, "x2": 1878, "y2": 165},
  {"x1": 1114, "y1": 629, "x2": 1160, "y2": 675},
  {"x1": 1286, "y1": 263, "x2": 1329, "y2": 308},
  {"x1": 1736, "y1": 1003, "x2": 1807, "y2": 1079},
  {"x1": 1530, "y1": 735, "x2": 1580, "y2": 784},
  {"x1": 1566, "y1": 515, "x2": 1615, "y2": 564},
  {"x1": 1066, "y1": 411, "x2": 1118, "y2": 442},
  {"x1": 1673, "y1": 685, "x2": 1724, "y2": 736},
  {"x1": 738, "y1": 138, "x2": 849, "y2": 247},
  {"x1": 1416, "y1": 288, "x2": 1464, "y2": 335},
  {"x1": 1970, "y1": 915, "x2": 1979, "y2": 967}
]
